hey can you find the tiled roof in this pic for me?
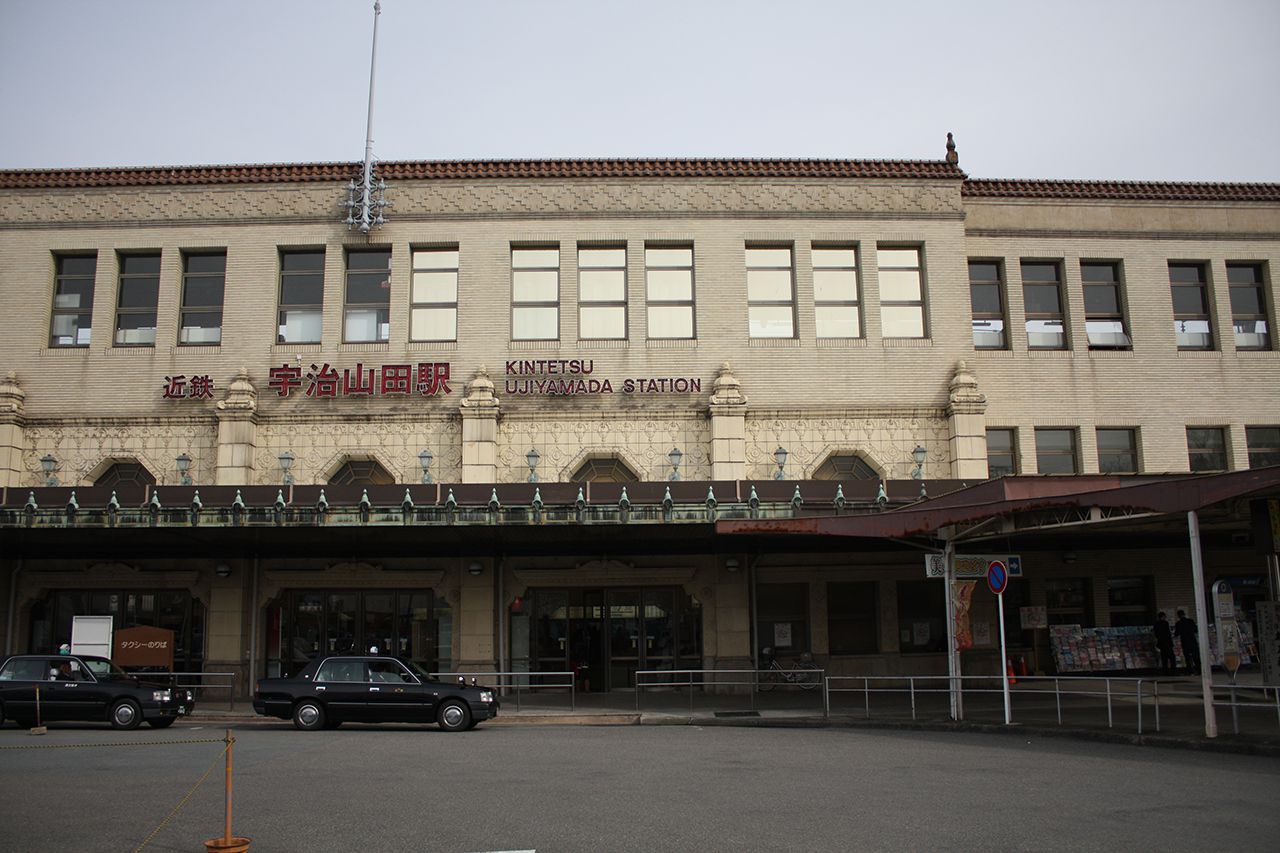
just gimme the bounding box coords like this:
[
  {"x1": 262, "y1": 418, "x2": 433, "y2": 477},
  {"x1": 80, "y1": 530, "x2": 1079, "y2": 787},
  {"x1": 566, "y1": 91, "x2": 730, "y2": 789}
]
[
  {"x1": 963, "y1": 178, "x2": 1280, "y2": 202},
  {"x1": 0, "y1": 158, "x2": 964, "y2": 189}
]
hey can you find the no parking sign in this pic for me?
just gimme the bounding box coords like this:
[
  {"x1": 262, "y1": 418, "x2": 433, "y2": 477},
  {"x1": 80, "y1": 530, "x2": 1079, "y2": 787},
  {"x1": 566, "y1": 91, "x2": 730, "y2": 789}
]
[{"x1": 987, "y1": 560, "x2": 1008, "y2": 596}]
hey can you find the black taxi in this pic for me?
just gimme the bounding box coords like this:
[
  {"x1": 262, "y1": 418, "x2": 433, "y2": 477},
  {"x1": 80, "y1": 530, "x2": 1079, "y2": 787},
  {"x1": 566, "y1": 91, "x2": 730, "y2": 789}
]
[{"x1": 0, "y1": 654, "x2": 194, "y2": 730}]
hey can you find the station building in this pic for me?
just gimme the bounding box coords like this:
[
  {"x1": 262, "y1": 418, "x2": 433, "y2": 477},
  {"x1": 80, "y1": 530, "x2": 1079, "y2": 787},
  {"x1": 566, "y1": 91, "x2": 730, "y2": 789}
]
[{"x1": 1, "y1": 141, "x2": 1278, "y2": 696}]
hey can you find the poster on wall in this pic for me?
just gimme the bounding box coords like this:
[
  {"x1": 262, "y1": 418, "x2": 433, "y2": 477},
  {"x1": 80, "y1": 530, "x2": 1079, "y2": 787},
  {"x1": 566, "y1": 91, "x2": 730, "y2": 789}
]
[
  {"x1": 974, "y1": 622, "x2": 992, "y2": 647},
  {"x1": 1020, "y1": 606, "x2": 1048, "y2": 630},
  {"x1": 913, "y1": 622, "x2": 931, "y2": 646},
  {"x1": 773, "y1": 623, "x2": 792, "y2": 649},
  {"x1": 1257, "y1": 602, "x2": 1280, "y2": 687}
]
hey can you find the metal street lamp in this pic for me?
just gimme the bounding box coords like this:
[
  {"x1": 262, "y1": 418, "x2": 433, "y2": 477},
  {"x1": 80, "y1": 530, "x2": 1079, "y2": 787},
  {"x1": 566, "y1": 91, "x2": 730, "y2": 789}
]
[
  {"x1": 278, "y1": 450, "x2": 295, "y2": 486},
  {"x1": 667, "y1": 447, "x2": 682, "y2": 481},
  {"x1": 176, "y1": 452, "x2": 192, "y2": 486},
  {"x1": 40, "y1": 453, "x2": 58, "y2": 487},
  {"x1": 773, "y1": 446, "x2": 788, "y2": 480},
  {"x1": 526, "y1": 448, "x2": 540, "y2": 483},
  {"x1": 418, "y1": 449, "x2": 433, "y2": 484},
  {"x1": 911, "y1": 445, "x2": 926, "y2": 480}
]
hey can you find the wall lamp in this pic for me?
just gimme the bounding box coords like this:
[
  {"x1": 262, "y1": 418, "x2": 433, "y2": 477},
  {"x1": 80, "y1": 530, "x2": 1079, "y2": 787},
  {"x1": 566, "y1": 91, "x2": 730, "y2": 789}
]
[
  {"x1": 773, "y1": 446, "x2": 788, "y2": 480},
  {"x1": 526, "y1": 447, "x2": 540, "y2": 483},
  {"x1": 668, "y1": 447, "x2": 682, "y2": 481},
  {"x1": 176, "y1": 452, "x2": 192, "y2": 486},
  {"x1": 278, "y1": 450, "x2": 295, "y2": 486},
  {"x1": 468, "y1": 562, "x2": 484, "y2": 577},
  {"x1": 725, "y1": 557, "x2": 740, "y2": 573},
  {"x1": 911, "y1": 445, "x2": 926, "y2": 480},
  {"x1": 215, "y1": 564, "x2": 231, "y2": 578},
  {"x1": 40, "y1": 453, "x2": 59, "y2": 487},
  {"x1": 418, "y1": 449, "x2": 433, "y2": 484}
]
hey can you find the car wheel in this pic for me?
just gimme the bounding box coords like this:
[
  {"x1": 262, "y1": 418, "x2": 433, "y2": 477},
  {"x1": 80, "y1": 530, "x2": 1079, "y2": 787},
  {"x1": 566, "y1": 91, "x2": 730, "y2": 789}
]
[
  {"x1": 323, "y1": 719, "x2": 343, "y2": 729},
  {"x1": 293, "y1": 700, "x2": 325, "y2": 731},
  {"x1": 148, "y1": 717, "x2": 176, "y2": 729},
  {"x1": 437, "y1": 700, "x2": 471, "y2": 732},
  {"x1": 110, "y1": 699, "x2": 143, "y2": 730},
  {"x1": 465, "y1": 719, "x2": 480, "y2": 730}
]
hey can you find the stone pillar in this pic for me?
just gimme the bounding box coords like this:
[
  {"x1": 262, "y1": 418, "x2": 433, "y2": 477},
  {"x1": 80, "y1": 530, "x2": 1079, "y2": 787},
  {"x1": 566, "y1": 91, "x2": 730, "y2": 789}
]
[
  {"x1": 0, "y1": 372, "x2": 27, "y2": 489},
  {"x1": 708, "y1": 363, "x2": 748, "y2": 480},
  {"x1": 946, "y1": 360, "x2": 989, "y2": 480},
  {"x1": 457, "y1": 561, "x2": 496, "y2": 672},
  {"x1": 460, "y1": 366, "x2": 500, "y2": 484},
  {"x1": 205, "y1": 567, "x2": 247, "y2": 697},
  {"x1": 214, "y1": 368, "x2": 258, "y2": 486}
]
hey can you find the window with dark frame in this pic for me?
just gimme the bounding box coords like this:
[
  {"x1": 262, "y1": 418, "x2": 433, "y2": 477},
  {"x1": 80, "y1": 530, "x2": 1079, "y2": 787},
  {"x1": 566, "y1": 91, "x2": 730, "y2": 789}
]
[
  {"x1": 344, "y1": 249, "x2": 391, "y2": 343},
  {"x1": 811, "y1": 455, "x2": 878, "y2": 480},
  {"x1": 756, "y1": 582, "x2": 809, "y2": 654},
  {"x1": 50, "y1": 253, "x2": 96, "y2": 347},
  {"x1": 578, "y1": 246, "x2": 627, "y2": 340},
  {"x1": 278, "y1": 250, "x2": 324, "y2": 344},
  {"x1": 1082, "y1": 262, "x2": 1131, "y2": 350},
  {"x1": 986, "y1": 428, "x2": 1017, "y2": 478},
  {"x1": 878, "y1": 246, "x2": 926, "y2": 338},
  {"x1": 1045, "y1": 578, "x2": 1094, "y2": 627},
  {"x1": 1246, "y1": 426, "x2": 1280, "y2": 468},
  {"x1": 1227, "y1": 263, "x2": 1272, "y2": 350},
  {"x1": 410, "y1": 248, "x2": 458, "y2": 342},
  {"x1": 827, "y1": 581, "x2": 878, "y2": 655},
  {"x1": 1096, "y1": 428, "x2": 1138, "y2": 474},
  {"x1": 1022, "y1": 261, "x2": 1066, "y2": 349},
  {"x1": 1107, "y1": 576, "x2": 1155, "y2": 627},
  {"x1": 1035, "y1": 428, "x2": 1078, "y2": 474},
  {"x1": 1187, "y1": 427, "x2": 1228, "y2": 472},
  {"x1": 1170, "y1": 262, "x2": 1214, "y2": 350},
  {"x1": 969, "y1": 260, "x2": 1007, "y2": 349},
  {"x1": 115, "y1": 253, "x2": 160, "y2": 346},
  {"x1": 896, "y1": 580, "x2": 944, "y2": 653},
  {"x1": 512, "y1": 246, "x2": 560, "y2": 341},
  {"x1": 812, "y1": 246, "x2": 861, "y2": 338},
  {"x1": 746, "y1": 245, "x2": 796, "y2": 338},
  {"x1": 179, "y1": 252, "x2": 225, "y2": 345},
  {"x1": 645, "y1": 245, "x2": 695, "y2": 340}
]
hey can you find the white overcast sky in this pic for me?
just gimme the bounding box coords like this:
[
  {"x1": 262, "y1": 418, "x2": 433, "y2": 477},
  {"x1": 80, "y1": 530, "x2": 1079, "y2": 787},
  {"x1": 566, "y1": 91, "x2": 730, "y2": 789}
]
[{"x1": 1, "y1": 0, "x2": 1278, "y2": 181}]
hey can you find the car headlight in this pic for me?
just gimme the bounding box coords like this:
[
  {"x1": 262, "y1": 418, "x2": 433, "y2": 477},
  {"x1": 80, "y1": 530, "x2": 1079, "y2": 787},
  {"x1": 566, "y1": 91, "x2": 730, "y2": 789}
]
[
  {"x1": 152, "y1": 690, "x2": 171, "y2": 702},
  {"x1": 479, "y1": 690, "x2": 494, "y2": 703}
]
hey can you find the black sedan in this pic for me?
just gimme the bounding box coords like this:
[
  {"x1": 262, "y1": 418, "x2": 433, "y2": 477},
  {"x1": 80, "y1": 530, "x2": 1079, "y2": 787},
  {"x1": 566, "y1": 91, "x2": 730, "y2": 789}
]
[
  {"x1": 0, "y1": 654, "x2": 194, "y2": 730},
  {"x1": 254, "y1": 655, "x2": 498, "y2": 732}
]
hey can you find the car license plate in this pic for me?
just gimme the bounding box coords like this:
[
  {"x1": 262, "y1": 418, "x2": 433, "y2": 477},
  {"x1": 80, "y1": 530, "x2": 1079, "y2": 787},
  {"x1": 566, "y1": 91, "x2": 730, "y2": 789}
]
[{"x1": 178, "y1": 705, "x2": 187, "y2": 714}]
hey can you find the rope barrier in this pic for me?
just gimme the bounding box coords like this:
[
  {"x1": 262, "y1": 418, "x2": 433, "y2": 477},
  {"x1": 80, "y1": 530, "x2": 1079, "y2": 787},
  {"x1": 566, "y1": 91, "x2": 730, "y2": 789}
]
[
  {"x1": 0, "y1": 736, "x2": 227, "y2": 751},
  {"x1": 133, "y1": 741, "x2": 231, "y2": 853}
]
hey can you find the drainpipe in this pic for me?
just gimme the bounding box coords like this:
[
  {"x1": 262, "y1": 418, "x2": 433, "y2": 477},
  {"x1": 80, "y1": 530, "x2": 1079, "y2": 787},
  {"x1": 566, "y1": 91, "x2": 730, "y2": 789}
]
[
  {"x1": 1187, "y1": 510, "x2": 1217, "y2": 738},
  {"x1": 496, "y1": 555, "x2": 505, "y2": 678},
  {"x1": 248, "y1": 555, "x2": 259, "y2": 696},
  {"x1": 749, "y1": 553, "x2": 760, "y2": 673},
  {"x1": 5, "y1": 558, "x2": 21, "y2": 656}
]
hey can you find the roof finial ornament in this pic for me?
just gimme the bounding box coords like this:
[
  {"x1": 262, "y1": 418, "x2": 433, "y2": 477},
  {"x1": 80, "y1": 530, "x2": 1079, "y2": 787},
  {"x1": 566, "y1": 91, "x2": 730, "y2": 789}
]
[{"x1": 945, "y1": 132, "x2": 959, "y2": 166}]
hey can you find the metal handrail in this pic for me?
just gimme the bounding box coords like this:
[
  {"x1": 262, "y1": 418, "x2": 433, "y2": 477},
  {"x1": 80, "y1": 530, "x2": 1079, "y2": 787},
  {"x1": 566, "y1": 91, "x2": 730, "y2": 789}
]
[
  {"x1": 635, "y1": 668, "x2": 826, "y2": 713},
  {"x1": 1214, "y1": 681, "x2": 1280, "y2": 735},
  {"x1": 431, "y1": 670, "x2": 575, "y2": 712},
  {"x1": 166, "y1": 671, "x2": 238, "y2": 711}
]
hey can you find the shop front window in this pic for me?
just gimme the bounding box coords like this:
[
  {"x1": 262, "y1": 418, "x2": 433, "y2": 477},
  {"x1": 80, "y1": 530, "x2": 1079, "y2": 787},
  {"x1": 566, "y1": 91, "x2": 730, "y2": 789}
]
[
  {"x1": 757, "y1": 582, "x2": 809, "y2": 655},
  {"x1": 896, "y1": 580, "x2": 944, "y2": 653}
]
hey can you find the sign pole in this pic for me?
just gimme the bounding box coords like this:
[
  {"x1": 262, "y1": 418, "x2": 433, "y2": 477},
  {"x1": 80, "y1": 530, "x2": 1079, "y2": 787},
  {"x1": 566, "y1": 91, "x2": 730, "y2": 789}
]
[
  {"x1": 1187, "y1": 510, "x2": 1217, "y2": 738},
  {"x1": 943, "y1": 540, "x2": 961, "y2": 721},
  {"x1": 998, "y1": 589, "x2": 1011, "y2": 725}
]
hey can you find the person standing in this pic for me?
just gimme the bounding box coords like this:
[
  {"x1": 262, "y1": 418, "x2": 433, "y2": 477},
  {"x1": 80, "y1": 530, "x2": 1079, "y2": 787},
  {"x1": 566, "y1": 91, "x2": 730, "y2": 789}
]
[
  {"x1": 1153, "y1": 612, "x2": 1175, "y2": 675},
  {"x1": 1174, "y1": 609, "x2": 1200, "y2": 675}
]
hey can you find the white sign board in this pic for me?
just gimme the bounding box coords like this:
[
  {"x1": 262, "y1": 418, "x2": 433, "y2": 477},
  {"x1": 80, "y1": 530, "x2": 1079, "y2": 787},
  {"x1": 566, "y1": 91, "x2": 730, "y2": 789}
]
[
  {"x1": 70, "y1": 615, "x2": 114, "y2": 659},
  {"x1": 773, "y1": 623, "x2": 792, "y2": 649},
  {"x1": 1020, "y1": 606, "x2": 1048, "y2": 630},
  {"x1": 1256, "y1": 602, "x2": 1280, "y2": 688},
  {"x1": 925, "y1": 554, "x2": 1023, "y2": 579}
]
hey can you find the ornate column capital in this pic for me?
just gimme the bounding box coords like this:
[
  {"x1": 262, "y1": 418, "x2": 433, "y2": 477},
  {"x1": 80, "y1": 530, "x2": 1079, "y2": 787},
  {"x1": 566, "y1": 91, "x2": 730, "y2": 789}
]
[
  {"x1": 215, "y1": 367, "x2": 259, "y2": 419},
  {"x1": 0, "y1": 371, "x2": 26, "y2": 422}
]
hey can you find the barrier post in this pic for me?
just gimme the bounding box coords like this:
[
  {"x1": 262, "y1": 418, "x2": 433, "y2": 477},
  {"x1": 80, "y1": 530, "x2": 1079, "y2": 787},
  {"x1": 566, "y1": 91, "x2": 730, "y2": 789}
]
[{"x1": 203, "y1": 728, "x2": 250, "y2": 852}]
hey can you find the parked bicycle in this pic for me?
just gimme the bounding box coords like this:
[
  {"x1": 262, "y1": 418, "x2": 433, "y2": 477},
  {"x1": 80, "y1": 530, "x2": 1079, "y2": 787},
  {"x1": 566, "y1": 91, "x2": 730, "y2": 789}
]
[{"x1": 757, "y1": 647, "x2": 821, "y2": 691}]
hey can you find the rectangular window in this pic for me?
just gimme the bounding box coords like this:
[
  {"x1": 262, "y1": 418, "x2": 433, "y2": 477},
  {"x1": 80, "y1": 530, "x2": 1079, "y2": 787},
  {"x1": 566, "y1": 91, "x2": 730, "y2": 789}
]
[
  {"x1": 578, "y1": 246, "x2": 626, "y2": 340},
  {"x1": 1187, "y1": 427, "x2": 1228, "y2": 472},
  {"x1": 50, "y1": 254, "x2": 96, "y2": 347},
  {"x1": 278, "y1": 250, "x2": 324, "y2": 344},
  {"x1": 1082, "y1": 262, "x2": 1131, "y2": 349},
  {"x1": 645, "y1": 246, "x2": 694, "y2": 339},
  {"x1": 1107, "y1": 577, "x2": 1154, "y2": 627},
  {"x1": 1228, "y1": 263, "x2": 1272, "y2": 350},
  {"x1": 1045, "y1": 578, "x2": 1094, "y2": 627},
  {"x1": 179, "y1": 252, "x2": 225, "y2": 345},
  {"x1": 115, "y1": 253, "x2": 160, "y2": 346},
  {"x1": 344, "y1": 249, "x2": 391, "y2": 343},
  {"x1": 512, "y1": 246, "x2": 559, "y2": 341},
  {"x1": 827, "y1": 581, "x2": 878, "y2": 655},
  {"x1": 1096, "y1": 428, "x2": 1138, "y2": 474},
  {"x1": 1246, "y1": 426, "x2": 1280, "y2": 468},
  {"x1": 969, "y1": 260, "x2": 1007, "y2": 349},
  {"x1": 746, "y1": 246, "x2": 796, "y2": 338},
  {"x1": 1022, "y1": 261, "x2": 1066, "y2": 349},
  {"x1": 812, "y1": 246, "x2": 861, "y2": 338},
  {"x1": 756, "y1": 582, "x2": 808, "y2": 655},
  {"x1": 986, "y1": 428, "x2": 1017, "y2": 478},
  {"x1": 1035, "y1": 428, "x2": 1078, "y2": 474},
  {"x1": 1170, "y1": 262, "x2": 1213, "y2": 350},
  {"x1": 410, "y1": 248, "x2": 457, "y2": 342},
  {"x1": 878, "y1": 247, "x2": 925, "y2": 338},
  {"x1": 896, "y1": 580, "x2": 944, "y2": 653}
]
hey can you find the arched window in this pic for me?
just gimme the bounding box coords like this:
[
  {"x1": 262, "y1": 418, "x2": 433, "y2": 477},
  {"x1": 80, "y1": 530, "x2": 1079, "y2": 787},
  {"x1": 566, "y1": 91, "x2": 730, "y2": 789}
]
[
  {"x1": 570, "y1": 457, "x2": 639, "y2": 483},
  {"x1": 328, "y1": 459, "x2": 395, "y2": 486},
  {"x1": 94, "y1": 462, "x2": 157, "y2": 488},
  {"x1": 811, "y1": 454, "x2": 878, "y2": 481}
]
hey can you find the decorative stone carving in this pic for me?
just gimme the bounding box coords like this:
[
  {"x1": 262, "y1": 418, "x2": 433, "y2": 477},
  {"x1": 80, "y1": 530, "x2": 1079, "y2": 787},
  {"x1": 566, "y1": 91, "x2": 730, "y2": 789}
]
[
  {"x1": 497, "y1": 415, "x2": 711, "y2": 482},
  {"x1": 216, "y1": 368, "x2": 258, "y2": 413},
  {"x1": 461, "y1": 366, "x2": 499, "y2": 411},
  {"x1": 0, "y1": 371, "x2": 25, "y2": 417},
  {"x1": 746, "y1": 411, "x2": 951, "y2": 480},
  {"x1": 947, "y1": 359, "x2": 986, "y2": 414},
  {"x1": 22, "y1": 421, "x2": 218, "y2": 487},
  {"x1": 709, "y1": 363, "x2": 747, "y2": 407}
]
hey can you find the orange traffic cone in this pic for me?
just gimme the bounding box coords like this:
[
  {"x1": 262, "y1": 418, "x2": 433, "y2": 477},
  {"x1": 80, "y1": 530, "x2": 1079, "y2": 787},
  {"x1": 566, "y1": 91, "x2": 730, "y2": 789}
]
[{"x1": 1005, "y1": 658, "x2": 1017, "y2": 685}]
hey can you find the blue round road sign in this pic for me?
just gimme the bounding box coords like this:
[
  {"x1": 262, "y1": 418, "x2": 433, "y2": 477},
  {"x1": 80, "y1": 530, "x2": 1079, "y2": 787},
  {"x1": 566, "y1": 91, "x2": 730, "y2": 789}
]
[{"x1": 987, "y1": 560, "x2": 1008, "y2": 595}]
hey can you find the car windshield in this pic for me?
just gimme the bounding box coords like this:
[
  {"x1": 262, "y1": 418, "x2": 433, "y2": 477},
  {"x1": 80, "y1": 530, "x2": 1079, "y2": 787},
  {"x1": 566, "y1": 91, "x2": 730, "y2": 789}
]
[
  {"x1": 82, "y1": 659, "x2": 133, "y2": 680},
  {"x1": 403, "y1": 660, "x2": 438, "y2": 683}
]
